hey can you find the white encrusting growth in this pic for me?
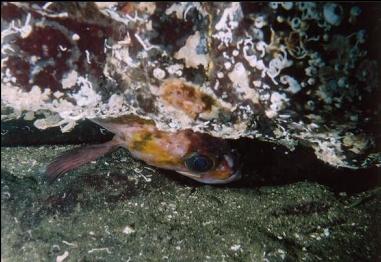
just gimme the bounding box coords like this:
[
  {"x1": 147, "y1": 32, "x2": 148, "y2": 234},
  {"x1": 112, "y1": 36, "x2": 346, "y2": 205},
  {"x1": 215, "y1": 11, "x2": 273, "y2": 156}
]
[
  {"x1": 85, "y1": 50, "x2": 92, "y2": 64},
  {"x1": 61, "y1": 70, "x2": 78, "y2": 89},
  {"x1": 1, "y1": 13, "x2": 33, "y2": 39},
  {"x1": 215, "y1": 2, "x2": 242, "y2": 32},
  {"x1": 165, "y1": 2, "x2": 206, "y2": 21},
  {"x1": 224, "y1": 62, "x2": 232, "y2": 70},
  {"x1": 165, "y1": 2, "x2": 188, "y2": 20},
  {"x1": 175, "y1": 31, "x2": 209, "y2": 69},
  {"x1": 42, "y1": 2, "x2": 53, "y2": 10},
  {"x1": 265, "y1": 92, "x2": 290, "y2": 118},
  {"x1": 323, "y1": 3, "x2": 343, "y2": 26},
  {"x1": 72, "y1": 33, "x2": 80, "y2": 41},
  {"x1": 58, "y1": 45, "x2": 68, "y2": 51},
  {"x1": 104, "y1": 39, "x2": 112, "y2": 53},
  {"x1": 70, "y1": 76, "x2": 101, "y2": 107},
  {"x1": 266, "y1": 46, "x2": 293, "y2": 84},
  {"x1": 153, "y1": 68, "x2": 166, "y2": 80},
  {"x1": 166, "y1": 64, "x2": 183, "y2": 76},
  {"x1": 94, "y1": 2, "x2": 117, "y2": 10},
  {"x1": 280, "y1": 75, "x2": 302, "y2": 94},
  {"x1": 228, "y1": 62, "x2": 259, "y2": 102},
  {"x1": 134, "y1": 33, "x2": 159, "y2": 51},
  {"x1": 2, "y1": 84, "x2": 51, "y2": 114},
  {"x1": 213, "y1": 2, "x2": 243, "y2": 47}
]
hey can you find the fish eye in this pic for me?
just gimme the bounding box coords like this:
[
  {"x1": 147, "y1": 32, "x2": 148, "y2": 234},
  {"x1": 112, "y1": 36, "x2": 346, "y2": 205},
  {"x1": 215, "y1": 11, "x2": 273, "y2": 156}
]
[{"x1": 184, "y1": 153, "x2": 215, "y2": 173}]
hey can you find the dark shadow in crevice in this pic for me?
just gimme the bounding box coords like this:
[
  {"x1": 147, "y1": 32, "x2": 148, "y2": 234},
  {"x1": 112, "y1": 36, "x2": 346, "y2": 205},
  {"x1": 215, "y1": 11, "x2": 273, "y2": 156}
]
[
  {"x1": 162, "y1": 138, "x2": 380, "y2": 195},
  {"x1": 1, "y1": 119, "x2": 113, "y2": 147}
]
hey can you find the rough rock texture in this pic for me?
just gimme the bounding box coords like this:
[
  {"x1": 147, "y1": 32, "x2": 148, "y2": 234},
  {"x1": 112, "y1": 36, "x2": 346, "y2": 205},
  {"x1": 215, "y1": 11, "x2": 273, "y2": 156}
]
[
  {"x1": 1, "y1": 146, "x2": 380, "y2": 261},
  {"x1": 1, "y1": 2, "x2": 380, "y2": 168}
]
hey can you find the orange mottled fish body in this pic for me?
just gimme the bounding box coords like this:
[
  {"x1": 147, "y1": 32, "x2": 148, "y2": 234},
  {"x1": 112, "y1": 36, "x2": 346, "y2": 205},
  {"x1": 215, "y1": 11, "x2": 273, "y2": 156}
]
[{"x1": 46, "y1": 116, "x2": 240, "y2": 184}]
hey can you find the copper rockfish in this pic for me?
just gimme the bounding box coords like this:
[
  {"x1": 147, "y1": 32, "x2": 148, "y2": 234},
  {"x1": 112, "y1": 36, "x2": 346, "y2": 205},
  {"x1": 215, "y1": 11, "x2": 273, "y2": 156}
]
[{"x1": 46, "y1": 116, "x2": 241, "y2": 184}]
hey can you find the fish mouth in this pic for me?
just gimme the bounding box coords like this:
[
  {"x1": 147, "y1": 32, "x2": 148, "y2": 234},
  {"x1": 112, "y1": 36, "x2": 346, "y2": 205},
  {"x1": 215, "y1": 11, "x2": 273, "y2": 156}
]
[
  {"x1": 179, "y1": 169, "x2": 241, "y2": 185},
  {"x1": 201, "y1": 169, "x2": 242, "y2": 185}
]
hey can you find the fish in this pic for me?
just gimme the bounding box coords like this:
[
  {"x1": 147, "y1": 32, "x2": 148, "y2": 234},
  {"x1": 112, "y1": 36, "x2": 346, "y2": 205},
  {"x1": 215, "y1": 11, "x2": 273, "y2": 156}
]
[{"x1": 45, "y1": 116, "x2": 241, "y2": 184}]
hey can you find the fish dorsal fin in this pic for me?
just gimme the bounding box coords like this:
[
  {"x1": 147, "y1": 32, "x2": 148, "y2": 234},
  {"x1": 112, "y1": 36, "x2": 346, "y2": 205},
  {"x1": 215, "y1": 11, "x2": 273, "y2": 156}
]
[{"x1": 91, "y1": 115, "x2": 155, "y2": 135}]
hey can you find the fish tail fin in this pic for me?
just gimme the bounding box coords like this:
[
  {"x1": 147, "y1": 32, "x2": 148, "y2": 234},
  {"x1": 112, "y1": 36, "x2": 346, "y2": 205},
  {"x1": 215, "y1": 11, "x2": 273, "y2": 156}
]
[{"x1": 45, "y1": 139, "x2": 120, "y2": 184}]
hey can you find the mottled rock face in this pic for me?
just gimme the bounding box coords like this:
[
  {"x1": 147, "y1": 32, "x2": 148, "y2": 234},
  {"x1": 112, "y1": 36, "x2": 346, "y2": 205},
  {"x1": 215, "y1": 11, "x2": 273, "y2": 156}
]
[{"x1": 1, "y1": 2, "x2": 380, "y2": 168}]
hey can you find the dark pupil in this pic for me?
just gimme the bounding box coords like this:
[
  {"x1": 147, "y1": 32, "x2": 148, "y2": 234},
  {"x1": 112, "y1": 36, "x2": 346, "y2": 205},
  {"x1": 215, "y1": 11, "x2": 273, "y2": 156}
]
[{"x1": 186, "y1": 154, "x2": 213, "y2": 172}]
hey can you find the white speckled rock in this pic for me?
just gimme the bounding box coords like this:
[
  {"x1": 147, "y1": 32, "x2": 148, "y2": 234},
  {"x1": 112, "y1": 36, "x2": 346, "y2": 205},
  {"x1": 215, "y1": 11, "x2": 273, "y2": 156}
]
[{"x1": 1, "y1": 2, "x2": 380, "y2": 168}]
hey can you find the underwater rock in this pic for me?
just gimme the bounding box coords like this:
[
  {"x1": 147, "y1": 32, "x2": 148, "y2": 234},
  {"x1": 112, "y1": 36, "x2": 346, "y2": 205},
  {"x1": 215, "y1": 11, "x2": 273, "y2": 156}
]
[{"x1": 1, "y1": 2, "x2": 380, "y2": 168}]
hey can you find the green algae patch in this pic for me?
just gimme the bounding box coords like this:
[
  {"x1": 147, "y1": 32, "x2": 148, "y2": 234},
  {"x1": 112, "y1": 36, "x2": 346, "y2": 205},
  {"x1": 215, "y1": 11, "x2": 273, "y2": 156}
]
[{"x1": 1, "y1": 146, "x2": 380, "y2": 261}]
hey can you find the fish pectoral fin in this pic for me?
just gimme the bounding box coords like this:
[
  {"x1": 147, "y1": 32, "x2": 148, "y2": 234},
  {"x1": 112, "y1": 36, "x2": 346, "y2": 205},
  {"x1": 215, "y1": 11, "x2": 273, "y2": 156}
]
[{"x1": 45, "y1": 139, "x2": 120, "y2": 184}]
